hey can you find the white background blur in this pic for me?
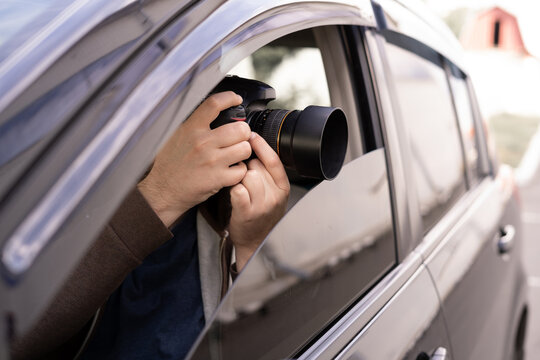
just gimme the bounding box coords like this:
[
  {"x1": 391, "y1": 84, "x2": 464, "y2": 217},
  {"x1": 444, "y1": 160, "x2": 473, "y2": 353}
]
[{"x1": 424, "y1": 0, "x2": 540, "y2": 171}]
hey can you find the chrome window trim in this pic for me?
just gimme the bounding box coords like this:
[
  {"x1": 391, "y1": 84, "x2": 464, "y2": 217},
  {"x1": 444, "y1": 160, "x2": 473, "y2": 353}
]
[
  {"x1": 2, "y1": 0, "x2": 374, "y2": 274},
  {"x1": 332, "y1": 262, "x2": 442, "y2": 360}
]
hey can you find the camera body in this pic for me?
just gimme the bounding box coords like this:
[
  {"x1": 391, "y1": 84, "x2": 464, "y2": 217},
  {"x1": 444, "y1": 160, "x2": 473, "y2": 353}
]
[
  {"x1": 210, "y1": 76, "x2": 276, "y2": 131},
  {"x1": 210, "y1": 76, "x2": 348, "y2": 180}
]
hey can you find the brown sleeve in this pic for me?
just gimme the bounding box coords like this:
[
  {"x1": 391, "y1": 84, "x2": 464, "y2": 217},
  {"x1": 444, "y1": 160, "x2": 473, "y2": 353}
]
[{"x1": 10, "y1": 187, "x2": 173, "y2": 360}]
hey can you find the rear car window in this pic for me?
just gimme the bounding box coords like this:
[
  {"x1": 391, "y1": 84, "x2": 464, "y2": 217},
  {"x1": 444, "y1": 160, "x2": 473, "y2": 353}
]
[{"x1": 384, "y1": 42, "x2": 466, "y2": 233}]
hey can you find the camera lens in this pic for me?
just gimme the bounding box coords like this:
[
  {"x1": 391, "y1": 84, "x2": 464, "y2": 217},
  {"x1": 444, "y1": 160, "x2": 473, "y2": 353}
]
[{"x1": 251, "y1": 106, "x2": 348, "y2": 180}]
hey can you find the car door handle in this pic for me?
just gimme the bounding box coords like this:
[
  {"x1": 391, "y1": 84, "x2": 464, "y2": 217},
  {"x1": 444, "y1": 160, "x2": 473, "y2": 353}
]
[
  {"x1": 431, "y1": 347, "x2": 447, "y2": 360},
  {"x1": 498, "y1": 225, "x2": 516, "y2": 254}
]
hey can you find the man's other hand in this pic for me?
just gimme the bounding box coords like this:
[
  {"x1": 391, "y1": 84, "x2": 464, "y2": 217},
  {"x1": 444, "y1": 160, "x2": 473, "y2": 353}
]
[{"x1": 229, "y1": 133, "x2": 290, "y2": 271}]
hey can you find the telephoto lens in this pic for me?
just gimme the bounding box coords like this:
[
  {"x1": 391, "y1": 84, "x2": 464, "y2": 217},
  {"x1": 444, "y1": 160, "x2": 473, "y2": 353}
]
[{"x1": 210, "y1": 76, "x2": 348, "y2": 180}]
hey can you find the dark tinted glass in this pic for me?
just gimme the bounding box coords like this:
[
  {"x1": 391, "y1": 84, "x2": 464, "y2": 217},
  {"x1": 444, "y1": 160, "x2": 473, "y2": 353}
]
[
  {"x1": 449, "y1": 75, "x2": 482, "y2": 186},
  {"x1": 189, "y1": 28, "x2": 395, "y2": 360},
  {"x1": 0, "y1": 0, "x2": 188, "y2": 199},
  {"x1": 384, "y1": 43, "x2": 466, "y2": 232},
  {"x1": 190, "y1": 149, "x2": 394, "y2": 360}
]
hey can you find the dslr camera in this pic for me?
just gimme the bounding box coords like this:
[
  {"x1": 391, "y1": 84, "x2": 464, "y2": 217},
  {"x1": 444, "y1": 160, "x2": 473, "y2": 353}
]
[{"x1": 211, "y1": 76, "x2": 348, "y2": 180}]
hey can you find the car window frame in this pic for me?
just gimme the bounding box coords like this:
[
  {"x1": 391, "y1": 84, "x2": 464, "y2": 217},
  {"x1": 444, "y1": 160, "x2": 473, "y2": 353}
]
[{"x1": 1, "y1": 0, "x2": 375, "y2": 341}]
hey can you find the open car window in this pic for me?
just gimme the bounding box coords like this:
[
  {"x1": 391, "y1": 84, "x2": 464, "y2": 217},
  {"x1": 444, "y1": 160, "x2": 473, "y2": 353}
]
[{"x1": 187, "y1": 26, "x2": 396, "y2": 360}]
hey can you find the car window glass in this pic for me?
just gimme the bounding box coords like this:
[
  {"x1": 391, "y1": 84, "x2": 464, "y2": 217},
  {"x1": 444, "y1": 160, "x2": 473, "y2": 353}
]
[
  {"x1": 190, "y1": 149, "x2": 395, "y2": 360},
  {"x1": 0, "y1": 0, "x2": 187, "y2": 199},
  {"x1": 449, "y1": 75, "x2": 481, "y2": 186},
  {"x1": 384, "y1": 42, "x2": 466, "y2": 233},
  {"x1": 189, "y1": 27, "x2": 395, "y2": 360}
]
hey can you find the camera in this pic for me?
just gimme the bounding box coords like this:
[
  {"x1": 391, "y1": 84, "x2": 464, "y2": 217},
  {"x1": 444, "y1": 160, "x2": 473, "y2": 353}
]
[{"x1": 210, "y1": 76, "x2": 348, "y2": 180}]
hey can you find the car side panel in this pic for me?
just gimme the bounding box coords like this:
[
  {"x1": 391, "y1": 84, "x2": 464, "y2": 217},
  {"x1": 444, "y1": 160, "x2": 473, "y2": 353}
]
[
  {"x1": 335, "y1": 264, "x2": 452, "y2": 360},
  {"x1": 423, "y1": 179, "x2": 525, "y2": 360}
]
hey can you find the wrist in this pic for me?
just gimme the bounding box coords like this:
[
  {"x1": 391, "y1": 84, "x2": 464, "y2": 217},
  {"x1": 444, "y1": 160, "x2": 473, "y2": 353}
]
[
  {"x1": 233, "y1": 242, "x2": 261, "y2": 272},
  {"x1": 137, "y1": 180, "x2": 188, "y2": 227}
]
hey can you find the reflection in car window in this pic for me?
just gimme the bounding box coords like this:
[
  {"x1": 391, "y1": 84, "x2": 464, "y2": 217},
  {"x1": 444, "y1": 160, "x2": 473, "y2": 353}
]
[
  {"x1": 384, "y1": 43, "x2": 466, "y2": 232},
  {"x1": 449, "y1": 75, "x2": 481, "y2": 186},
  {"x1": 190, "y1": 149, "x2": 395, "y2": 360},
  {"x1": 0, "y1": 1, "x2": 174, "y2": 198},
  {"x1": 189, "y1": 28, "x2": 395, "y2": 360}
]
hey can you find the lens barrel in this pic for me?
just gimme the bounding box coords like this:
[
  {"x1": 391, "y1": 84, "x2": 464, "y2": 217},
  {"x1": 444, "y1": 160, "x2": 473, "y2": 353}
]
[{"x1": 251, "y1": 106, "x2": 348, "y2": 180}]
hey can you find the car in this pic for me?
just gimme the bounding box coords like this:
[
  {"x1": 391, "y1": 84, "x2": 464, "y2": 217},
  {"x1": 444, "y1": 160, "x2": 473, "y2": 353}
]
[{"x1": 0, "y1": 0, "x2": 528, "y2": 359}]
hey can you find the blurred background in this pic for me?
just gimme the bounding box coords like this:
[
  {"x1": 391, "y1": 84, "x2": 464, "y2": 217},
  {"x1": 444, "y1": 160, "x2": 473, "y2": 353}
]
[
  {"x1": 426, "y1": 0, "x2": 540, "y2": 169},
  {"x1": 424, "y1": 1, "x2": 540, "y2": 358}
]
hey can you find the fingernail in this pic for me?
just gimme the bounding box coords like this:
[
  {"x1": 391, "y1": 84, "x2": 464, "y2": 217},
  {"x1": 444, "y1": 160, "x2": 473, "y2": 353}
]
[
  {"x1": 237, "y1": 95, "x2": 243, "y2": 103},
  {"x1": 249, "y1": 132, "x2": 256, "y2": 140}
]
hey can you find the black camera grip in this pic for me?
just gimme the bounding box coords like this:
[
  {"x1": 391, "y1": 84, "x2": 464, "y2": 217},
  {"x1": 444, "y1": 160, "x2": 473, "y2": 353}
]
[{"x1": 210, "y1": 105, "x2": 247, "y2": 129}]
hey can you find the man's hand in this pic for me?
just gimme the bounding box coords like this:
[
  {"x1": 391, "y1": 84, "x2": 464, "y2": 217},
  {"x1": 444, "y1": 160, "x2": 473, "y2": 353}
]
[
  {"x1": 138, "y1": 92, "x2": 252, "y2": 227},
  {"x1": 229, "y1": 133, "x2": 290, "y2": 271}
]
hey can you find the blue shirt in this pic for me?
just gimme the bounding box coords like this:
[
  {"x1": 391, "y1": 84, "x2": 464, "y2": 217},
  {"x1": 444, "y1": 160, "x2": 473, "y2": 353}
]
[{"x1": 82, "y1": 208, "x2": 205, "y2": 359}]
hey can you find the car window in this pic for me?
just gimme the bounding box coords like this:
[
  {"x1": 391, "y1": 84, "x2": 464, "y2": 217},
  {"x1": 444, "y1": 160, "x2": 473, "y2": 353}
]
[
  {"x1": 384, "y1": 42, "x2": 466, "y2": 233},
  {"x1": 448, "y1": 70, "x2": 482, "y2": 187},
  {"x1": 188, "y1": 26, "x2": 395, "y2": 360},
  {"x1": 0, "y1": 0, "x2": 190, "y2": 200}
]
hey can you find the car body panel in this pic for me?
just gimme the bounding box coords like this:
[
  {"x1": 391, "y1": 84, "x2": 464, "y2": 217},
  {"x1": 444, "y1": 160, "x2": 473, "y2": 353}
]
[
  {"x1": 334, "y1": 264, "x2": 451, "y2": 360},
  {"x1": 423, "y1": 177, "x2": 525, "y2": 360}
]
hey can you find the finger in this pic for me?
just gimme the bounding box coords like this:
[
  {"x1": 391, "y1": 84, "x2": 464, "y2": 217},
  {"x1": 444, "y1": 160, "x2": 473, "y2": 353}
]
[
  {"x1": 241, "y1": 169, "x2": 265, "y2": 208},
  {"x1": 246, "y1": 158, "x2": 274, "y2": 186},
  {"x1": 211, "y1": 121, "x2": 251, "y2": 148},
  {"x1": 230, "y1": 183, "x2": 251, "y2": 215},
  {"x1": 249, "y1": 133, "x2": 290, "y2": 191},
  {"x1": 221, "y1": 161, "x2": 247, "y2": 187},
  {"x1": 190, "y1": 91, "x2": 243, "y2": 128},
  {"x1": 219, "y1": 141, "x2": 252, "y2": 165}
]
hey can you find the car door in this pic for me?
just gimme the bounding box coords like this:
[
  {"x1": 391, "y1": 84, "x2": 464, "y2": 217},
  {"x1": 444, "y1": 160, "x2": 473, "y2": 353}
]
[{"x1": 376, "y1": 1, "x2": 528, "y2": 360}]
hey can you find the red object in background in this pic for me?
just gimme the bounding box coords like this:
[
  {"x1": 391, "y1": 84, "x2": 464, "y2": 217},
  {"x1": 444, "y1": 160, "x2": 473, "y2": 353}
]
[{"x1": 460, "y1": 6, "x2": 529, "y2": 55}]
